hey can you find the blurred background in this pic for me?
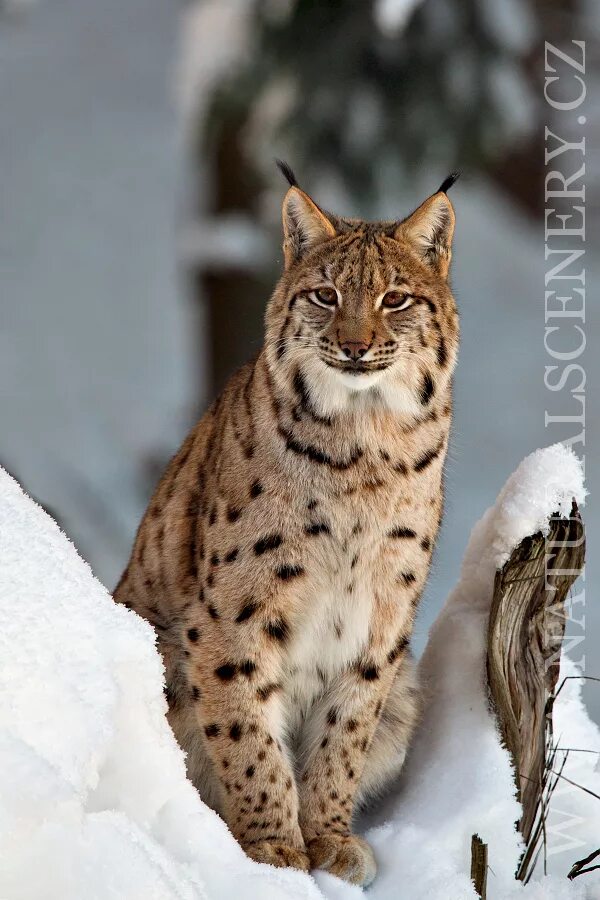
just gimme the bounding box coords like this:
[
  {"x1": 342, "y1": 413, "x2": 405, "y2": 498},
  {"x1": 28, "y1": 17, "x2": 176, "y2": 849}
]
[{"x1": 1, "y1": 0, "x2": 598, "y2": 715}]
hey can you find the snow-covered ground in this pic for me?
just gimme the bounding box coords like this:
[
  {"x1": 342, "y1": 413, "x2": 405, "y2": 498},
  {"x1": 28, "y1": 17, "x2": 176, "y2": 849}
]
[{"x1": 1, "y1": 444, "x2": 598, "y2": 900}]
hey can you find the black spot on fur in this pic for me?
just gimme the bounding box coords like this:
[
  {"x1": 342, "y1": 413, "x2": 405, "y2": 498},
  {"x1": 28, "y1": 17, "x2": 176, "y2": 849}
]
[
  {"x1": 239, "y1": 660, "x2": 256, "y2": 677},
  {"x1": 205, "y1": 723, "x2": 220, "y2": 738},
  {"x1": 326, "y1": 708, "x2": 337, "y2": 727},
  {"x1": 437, "y1": 334, "x2": 447, "y2": 367},
  {"x1": 279, "y1": 425, "x2": 362, "y2": 470},
  {"x1": 359, "y1": 664, "x2": 380, "y2": 681},
  {"x1": 229, "y1": 722, "x2": 242, "y2": 741},
  {"x1": 250, "y1": 480, "x2": 263, "y2": 499},
  {"x1": 227, "y1": 506, "x2": 241, "y2": 523},
  {"x1": 236, "y1": 601, "x2": 257, "y2": 623},
  {"x1": 275, "y1": 564, "x2": 304, "y2": 580},
  {"x1": 187, "y1": 627, "x2": 199, "y2": 643},
  {"x1": 246, "y1": 765, "x2": 255, "y2": 778},
  {"x1": 414, "y1": 438, "x2": 445, "y2": 472},
  {"x1": 257, "y1": 683, "x2": 281, "y2": 701},
  {"x1": 215, "y1": 663, "x2": 237, "y2": 681},
  {"x1": 389, "y1": 526, "x2": 417, "y2": 539},
  {"x1": 225, "y1": 548, "x2": 239, "y2": 563},
  {"x1": 254, "y1": 534, "x2": 283, "y2": 555},
  {"x1": 419, "y1": 371, "x2": 435, "y2": 406},
  {"x1": 400, "y1": 572, "x2": 416, "y2": 586},
  {"x1": 421, "y1": 537, "x2": 431, "y2": 552},
  {"x1": 209, "y1": 506, "x2": 217, "y2": 526},
  {"x1": 264, "y1": 619, "x2": 289, "y2": 643},
  {"x1": 192, "y1": 686, "x2": 201, "y2": 701},
  {"x1": 304, "y1": 522, "x2": 330, "y2": 536},
  {"x1": 210, "y1": 553, "x2": 220, "y2": 566},
  {"x1": 388, "y1": 635, "x2": 410, "y2": 664},
  {"x1": 208, "y1": 604, "x2": 220, "y2": 619},
  {"x1": 307, "y1": 499, "x2": 318, "y2": 510}
]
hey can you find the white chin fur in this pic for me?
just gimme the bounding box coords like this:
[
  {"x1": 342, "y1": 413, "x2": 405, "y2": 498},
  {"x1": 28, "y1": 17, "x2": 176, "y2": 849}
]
[
  {"x1": 301, "y1": 356, "x2": 424, "y2": 419},
  {"x1": 333, "y1": 370, "x2": 385, "y2": 391}
]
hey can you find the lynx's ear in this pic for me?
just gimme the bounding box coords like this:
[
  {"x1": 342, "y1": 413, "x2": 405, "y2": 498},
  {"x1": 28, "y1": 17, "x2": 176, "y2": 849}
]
[
  {"x1": 396, "y1": 175, "x2": 458, "y2": 279},
  {"x1": 281, "y1": 186, "x2": 336, "y2": 268}
]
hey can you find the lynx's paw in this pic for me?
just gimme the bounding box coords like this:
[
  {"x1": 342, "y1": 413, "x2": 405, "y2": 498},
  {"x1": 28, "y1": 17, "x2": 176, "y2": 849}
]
[
  {"x1": 244, "y1": 840, "x2": 310, "y2": 873},
  {"x1": 307, "y1": 833, "x2": 376, "y2": 886}
]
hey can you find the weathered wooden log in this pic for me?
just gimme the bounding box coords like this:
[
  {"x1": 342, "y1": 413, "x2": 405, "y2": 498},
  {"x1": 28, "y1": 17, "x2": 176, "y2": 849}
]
[
  {"x1": 486, "y1": 501, "x2": 585, "y2": 878},
  {"x1": 470, "y1": 834, "x2": 488, "y2": 898}
]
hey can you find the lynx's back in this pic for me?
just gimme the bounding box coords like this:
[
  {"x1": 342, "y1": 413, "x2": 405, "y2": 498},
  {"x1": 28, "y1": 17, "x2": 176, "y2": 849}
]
[{"x1": 115, "y1": 166, "x2": 459, "y2": 886}]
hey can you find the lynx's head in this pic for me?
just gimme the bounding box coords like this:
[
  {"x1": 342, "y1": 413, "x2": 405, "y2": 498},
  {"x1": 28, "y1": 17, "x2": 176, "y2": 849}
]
[{"x1": 265, "y1": 163, "x2": 460, "y2": 419}]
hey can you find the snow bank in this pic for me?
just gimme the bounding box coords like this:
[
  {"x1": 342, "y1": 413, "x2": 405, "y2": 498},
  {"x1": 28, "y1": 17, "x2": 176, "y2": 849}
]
[
  {"x1": 0, "y1": 468, "x2": 321, "y2": 900},
  {"x1": 358, "y1": 443, "x2": 597, "y2": 900},
  {"x1": 0, "y1": 445, "x2": 597, "y2": 900}
]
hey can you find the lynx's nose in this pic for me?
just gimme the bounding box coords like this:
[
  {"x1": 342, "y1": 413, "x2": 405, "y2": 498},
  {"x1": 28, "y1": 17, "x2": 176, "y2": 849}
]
[{"x1": 340, "y1": 339, "x2": 370, "y2": 361}]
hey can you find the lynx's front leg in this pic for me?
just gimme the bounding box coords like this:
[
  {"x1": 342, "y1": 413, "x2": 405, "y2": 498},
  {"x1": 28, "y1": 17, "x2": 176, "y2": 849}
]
[
  {"x1": 185, "y1": 605, "x2": 308, "y2": 872},
  {"x1": 298, "y1": 632, "x2": 412, "y2": 886}
]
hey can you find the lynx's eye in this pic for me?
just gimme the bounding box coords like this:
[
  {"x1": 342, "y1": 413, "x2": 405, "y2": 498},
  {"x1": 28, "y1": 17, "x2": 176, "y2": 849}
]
[
  {"x1": 382, "y1": 290, "x2": 412, "y2": 310},
  {"x1": 309, "y1": 287, "x2": 338, "y2": 308}
]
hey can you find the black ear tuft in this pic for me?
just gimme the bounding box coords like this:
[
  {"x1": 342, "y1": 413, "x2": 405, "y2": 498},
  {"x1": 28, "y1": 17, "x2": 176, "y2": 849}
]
[
  {"x1": 437, "y1": 171, "x2": 460, "y2": 194},
  {"x1": 276, "y1": 159, "x2": 299, "y2": 188}
]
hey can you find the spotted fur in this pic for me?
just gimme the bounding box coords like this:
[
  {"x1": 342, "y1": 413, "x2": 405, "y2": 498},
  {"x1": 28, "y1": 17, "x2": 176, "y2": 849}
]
[{"x1": 114, "y1": 168, "x2": 459, "y2": 886}]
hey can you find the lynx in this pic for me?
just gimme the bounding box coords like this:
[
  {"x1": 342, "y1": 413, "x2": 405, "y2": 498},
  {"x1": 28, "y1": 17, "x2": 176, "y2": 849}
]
[{"x1": 115, "y1": 163, "x2": 459, "y2": 886}]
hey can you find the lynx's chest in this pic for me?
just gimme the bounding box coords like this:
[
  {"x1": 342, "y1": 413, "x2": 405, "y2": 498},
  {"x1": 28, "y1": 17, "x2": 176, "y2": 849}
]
[{"x1": 280, "y1": 481, "x2": 421, "y2": 724}]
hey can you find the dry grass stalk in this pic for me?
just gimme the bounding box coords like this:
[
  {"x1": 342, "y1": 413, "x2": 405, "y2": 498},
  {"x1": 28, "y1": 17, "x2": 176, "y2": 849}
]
[{"x1": 568, "y1": 847, "x2": 600, "y2": 881}]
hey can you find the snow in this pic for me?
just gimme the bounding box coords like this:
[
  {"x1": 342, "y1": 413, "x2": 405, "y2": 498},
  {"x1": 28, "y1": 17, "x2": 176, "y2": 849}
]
[
  {"x1": 177, "y1": 0, "x2": 253, "y2": 130},
  {"x1": 0, "y1": 467, "x2": 321, "y2": 900},
  {"x1": 358, "y1": 444, "x2": 596, "y2": 899},
  {"x1": 0, "y1": 444, "x2": 598, "y2": 899},
  {"x1": 374, "y1": 0, "x2": 423, "y2": 34}
]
